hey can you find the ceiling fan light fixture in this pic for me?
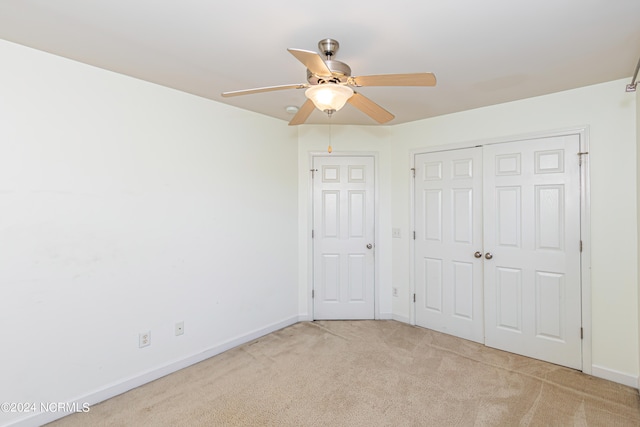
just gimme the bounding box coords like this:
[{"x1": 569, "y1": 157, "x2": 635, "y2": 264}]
[{"x1": 305, "y1": 84, "x2": 354, "y2": 112}]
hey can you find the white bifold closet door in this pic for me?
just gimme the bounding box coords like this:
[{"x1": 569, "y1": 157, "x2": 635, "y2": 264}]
[
  {"x1": 414, "y1": 147, "x2": 484, "y2": 343},
  {"x1": 415, "y1": 135, "x2": 582, "y2": 370},
  {"x1": 483, "y1": 135, "x2": 581, "y2": 369}
]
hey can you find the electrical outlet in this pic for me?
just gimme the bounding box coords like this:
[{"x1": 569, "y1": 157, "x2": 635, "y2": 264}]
[
  {"x1": 393, "y1": 287, "x2": 399, "y2": 297},
  {"x1": 392, "y1": 228, "x2": 401, "y2": 238},
  {"x1": 139, "y1": 331, "x2": 151, "y2": 348},
  {"x1": 175, "y1": 321, "x2": 184, "y2": 336}
]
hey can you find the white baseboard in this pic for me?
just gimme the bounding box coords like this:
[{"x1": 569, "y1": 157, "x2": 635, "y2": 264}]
[
  {"x1": 7, "y1": 315, "x2": 299, "y2": 427},
  {"x1": 377, "y1": 312, "x2": 393, "y2": 320},
  {"x1": 591, "y1": 364, "x2": 639, "y2": 389},
  {"x1": 392, "y1": 313, "x2": 411, "y2": 324}
]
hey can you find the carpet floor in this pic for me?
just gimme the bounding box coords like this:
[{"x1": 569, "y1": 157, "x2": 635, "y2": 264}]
[{"x1": 48, "y1": 320, "x2": 640, "y2": 426}]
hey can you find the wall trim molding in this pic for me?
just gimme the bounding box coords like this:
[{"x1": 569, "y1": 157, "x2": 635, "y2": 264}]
[
  {"x1": 8, "y1": 315, "x2": 299, "y2": 427},
  {"x1": 591, "y1": 365, "x2": 639, "y2": 389},
  {"x1": 392, "y1": 313, "x2": 411, "y2": 324}
]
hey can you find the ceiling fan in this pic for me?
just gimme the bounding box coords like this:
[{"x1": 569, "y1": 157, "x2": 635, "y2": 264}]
[{"x1": 221, "y1": 38, "x2": 436, "y2": 125}]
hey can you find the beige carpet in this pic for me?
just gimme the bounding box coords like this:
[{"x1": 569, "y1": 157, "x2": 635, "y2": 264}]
[{"x1": 48, "y1": 320, "x2": 640, "y2": 426}]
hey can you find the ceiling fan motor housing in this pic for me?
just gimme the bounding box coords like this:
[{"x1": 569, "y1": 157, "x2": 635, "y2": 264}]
[
  {"x1": 306, "y1": 38, "x2": 352, "y2": 85},
  {"x1": 307, "y1": 60, "x2": 352, "y2": 85}
]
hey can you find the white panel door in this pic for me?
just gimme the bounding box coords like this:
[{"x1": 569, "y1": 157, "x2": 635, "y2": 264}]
[
  {"x1": 414, "y1": 148, "x2": 484, "y2": 343},
  {"x1": 313, "y1": 156, "x2": 375, "y2": 320},
  {"x1": 483, "y1": 135, "x2": 581, "y2": 369}
]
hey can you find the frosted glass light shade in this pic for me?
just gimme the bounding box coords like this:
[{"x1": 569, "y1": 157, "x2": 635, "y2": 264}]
[{"x1": 305, "y1": 84, "x2": 354, "y2": 112}]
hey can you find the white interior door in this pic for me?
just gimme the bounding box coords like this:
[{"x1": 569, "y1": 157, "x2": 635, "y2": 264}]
[
  {"x1": 414, "y1": 148, "x2": 484, "y2": 343},
  {"x1": 313, "y1": 155, "x2": 375, "y2": 320},
  {"x1": 483, "y1": 135, "x2": 582, "y2": 369}
]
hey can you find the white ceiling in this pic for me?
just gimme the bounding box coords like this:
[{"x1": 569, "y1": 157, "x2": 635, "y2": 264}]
[{"x1": 1, "y1": 0, "x2": 638, "y2": 125}]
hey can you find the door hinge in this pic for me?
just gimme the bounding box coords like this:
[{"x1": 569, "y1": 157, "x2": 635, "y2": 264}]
[
  {"x1": 312, "y1": 289, "x2": 315, "y2": 299},
  {"x1": 577, "y1": 152, "x2": 589, "y2": 166},
  {"x1": 310, "y1": 168, "x2": 318, "y2": 178},
  {"x1": 580, "y1": 327, "x2": 583, "y2": 339},
  {"x1": 411, "y1": 167, "x2": 416, "y2": 178},
  {"x1": 580, "y1": 240, "x2": 583, "y2": 252},
  {"x1": 413, "y1": 293, "x2": 416, "y2": 303},
  {"x1": 413, "y1": 231, "x2": 416, "y2": 240},
  {"x1": 312, "y1": 229, "x2": 314, "y2": 238}
]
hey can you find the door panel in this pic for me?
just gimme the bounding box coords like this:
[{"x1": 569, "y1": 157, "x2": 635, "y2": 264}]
[
  {"x1": 495, "y1": 266, "x2": 522, "y2": 331},
  {"x1": 452, "y1": 261, "x2": 474, "y2": 318},
  {"x1": 496, "y1": 186, "x2": 521, "y2": 247},
  {"x1": 313, "y1": 156, "x2": 375, "y2": 320},
  {"x1": 483, "y1": 135, "x2": 581, "y2": 369},
  {"x1": 415, "y1": 147, "x2": 484, "y2": 343},
  {"x1": 424, "y1": 257, "x2": 443, "y2": 312}
]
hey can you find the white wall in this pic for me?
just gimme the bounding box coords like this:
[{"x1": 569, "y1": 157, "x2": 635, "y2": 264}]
[
  {"x1": 389, "y1": 79, "x2": 638, "y2": 383},
  {"x1": 0, "y1": 40, "x2": 299, "y2": 426}
]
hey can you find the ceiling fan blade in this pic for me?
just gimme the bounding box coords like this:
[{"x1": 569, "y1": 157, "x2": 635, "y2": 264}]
[
  {"x1": 221, "y1": 83, "x2": 307, "y2": 97},
  {"x1": 351, "y1": 73, "x2": 436, "y2": 87},
  {"x1": 288, "y1": 99, "x2": 316, "y2": 126},
  {"x1": 347, "y1": 92, "x2": 394, "y2": 124},
  {"x1": 287, "y1": 48, "x2": 332, "y2": 76}
]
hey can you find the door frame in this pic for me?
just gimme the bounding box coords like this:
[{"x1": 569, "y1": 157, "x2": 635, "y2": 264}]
[
  {"x1": 409, "y1": 126, "x2": 591, "y2": 374},
  {"x1": 307, "y1": 151, "x2": 380, "y2": 320}
]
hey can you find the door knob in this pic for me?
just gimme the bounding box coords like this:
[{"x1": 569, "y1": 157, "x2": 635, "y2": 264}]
[
  {"x1": 474, "y1": 251, "x2": 483, "y2": 258},
  {"x1": 366, "y1": 243, "x2": 373, "y2": 249},
  {"x1": 485, "y1": 252, "x2": 493, "y2": 260}
]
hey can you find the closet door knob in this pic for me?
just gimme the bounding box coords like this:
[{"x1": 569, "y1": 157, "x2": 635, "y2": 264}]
[
  {"x1": 485, "y1": 252, "x2": 493, "y2": 260},
  {"x1": 474, "y1": 251, "x2": 483, "y2": 258}
]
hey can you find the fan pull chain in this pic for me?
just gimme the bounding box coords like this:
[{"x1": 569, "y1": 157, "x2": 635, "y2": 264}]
[{"x1": 327, "y1": 109, "x2": 333, "y2": 153}]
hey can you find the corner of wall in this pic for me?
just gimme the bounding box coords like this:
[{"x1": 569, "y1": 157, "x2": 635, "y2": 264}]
[{"x1": 636, "y1": 87, "x2": 640, "y2": 388}]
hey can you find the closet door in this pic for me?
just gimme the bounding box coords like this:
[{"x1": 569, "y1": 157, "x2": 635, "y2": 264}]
[
  {"x1": 483, "y1": 135, "x2": 582, "y2": 369},
  {"x1": 414, "y1": 147, "x2": 484, "y2": 343}
]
